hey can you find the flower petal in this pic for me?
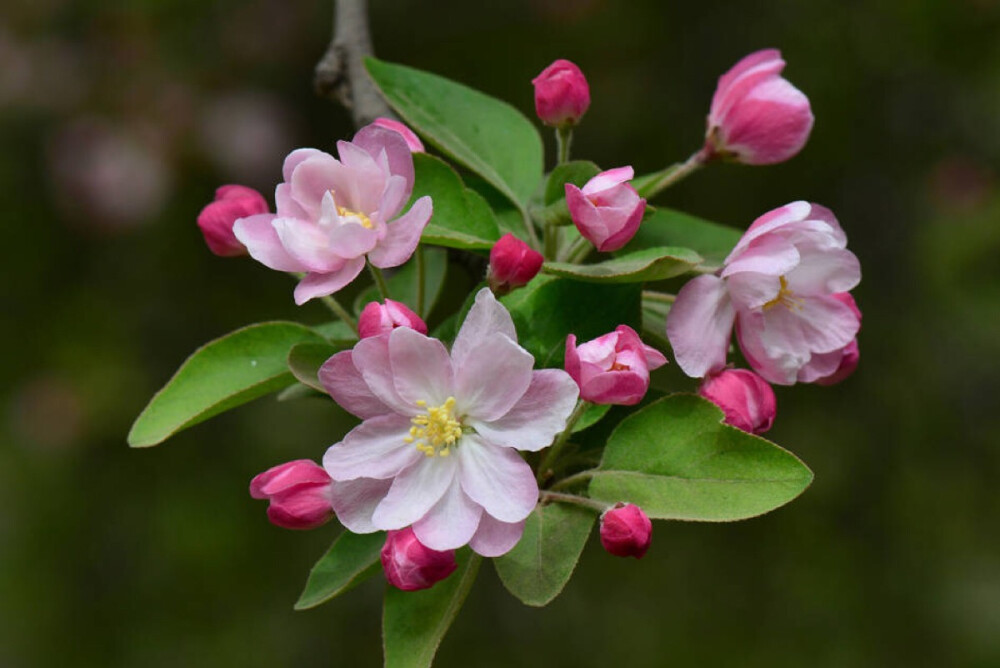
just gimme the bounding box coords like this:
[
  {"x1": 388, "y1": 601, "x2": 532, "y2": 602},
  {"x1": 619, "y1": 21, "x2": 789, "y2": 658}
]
[
  {"x1": 274, "y1": 217, "x2": 346, "y2": 273},
  {"x1": 451, "y1": 288, "x2": 518, "y2": 370},
  {"x1": 411, "y1": 481, "x2": 483, "y2": 551},
  {"x1": 318, "y1": 350, "x2": 393, "y2": 419},
  {"x1": 293, "y1": 257, "x2": 366, "y2": 304},
  {"x1": 388, "y1": 326, "x2": 454, "y2": 407},
  {"x1": 458, "y1": 435, "x2": 537, "y2": 523},
  {"x1": 469, "y1": 515, "x2": 526, "y2": 557},
  {"x1": 728, "y1": 200, "x2": 812, "y2": 261},
  {"x1": 328, "y1": 477, "x2": 392, "y2": 533},
  {"x1": 367, "y1": 196, "x2": 432, "y2": 269},
  {"x1": 721, "y1": 233, "x2": 800, "y2": 279},
  {"x1": 322, "y1": 414, "x2": 420, "y2": 481},
  {"x1": 581, "y1": 166, "x2": 634, "y2": 196},
  {"x1": 468, "y1": 369, "x2": 579, "y2": 452},
  {"x1": 350, "y1": 333, "x2": 412, "y2": 414},
  {"x1": 665, "y1": 274, "x2": 735, "y2": 378},
  {"x1": 785, "y1": 247, "x2": 861, "y2": 296},
  {"x1": 232, "y1": 213, "x2": 304, "y2": 272},
  {"x1": 454, "y1": 333, "x2": 534, "y2": 421},
  {"x1": 371, "y1": 455, "x2": 459, "y2": 530},
  {"x1": 352, "y1": 125, "x2": 415, "y2": 203}
]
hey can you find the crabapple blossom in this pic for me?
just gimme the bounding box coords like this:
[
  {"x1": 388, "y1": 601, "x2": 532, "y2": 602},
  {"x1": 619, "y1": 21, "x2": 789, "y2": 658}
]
[
  {"x1": 358, "y1": 299, "x2": 428, "y2": 339},
  {"x1": 488, "y1": 233, "x2": 544, "y2": 294},
  {"x1": 666, "y1": 201, "x2": 861, "y2": 385},
  {"x1": 372, "y1": 117, "x2": 425, "y2": 153},
  {"x1": 565, "y1": 166, "x2": 646, "y2": 252},
  {"x1": 565, "y1": 325, "x2": 667, "y2": 405},
  {"x1": 318, "y1": 288, "x2": 579, "y2": 557},
  {"x1": 532, "y1": 59, "x2": 590, "y2": 128},
  {"x1": 197, "y1": 184, "x2": 268, "y2": 257},
  {"x1": 233, "y1": 123, "x2": 432, "y2": 304},
  {"x1": 600, "y1": 503, "x2": 652, "y2": 559},
  {"x1": 381, "y1": 527, "x2": 457, "y2": 591},
  {"x1": 249, "y1": 459, "x2": 334, "y2": 530},
  {"x1": 698, "y1": 368, "x2": 776, "y2": 434}
]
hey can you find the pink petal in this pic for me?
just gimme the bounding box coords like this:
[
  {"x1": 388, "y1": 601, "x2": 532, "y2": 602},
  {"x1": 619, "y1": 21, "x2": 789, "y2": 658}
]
[
  {"x1": 722, "y1": 233, "x2": 800, "y2": 279},
  {"x1": 318, "y1": 351, "x2": 393, "y2": 419},
  {"x1": 581, "y1": 166, "x2": 635, "y2": 196},
  {"x1": 232, "y1": 213, "x2": 304, "y2": 272},
  {"x1": 411, "y1": 481, "x2": 484, "y2": 551},
  {"x1": 351, "y1": 124, "x2": 415, "y2": 199},
  {"x1": 469, "y1": 514, "x2": 526, "y2": 557},
  {"x1": 290, "y1": 153, "x2": 343, "y2": 220},
  {"x1": 728, "y1": 200, "x2": 812, "y2": 261},
  {"x1": 328, "y1": 477, "x2": 392, "y2": 533},
  {"x1": 332, "y1": 140, "x2": 388, "y2": 214},
  {"x1": 454, "y1": 333, "x2": 534, "y2": 422},
  {"x1": 377, "y1": 174, "x2": 410, "y2": 223},
  {"x1": 710, "y1": 49, "x2": 783, "y2": 119},
  {"x1": 458, "y1": 436, "x2": 537, "y2": 523},
  {"x1": 726, "y1": 272, "x2": 783, "y2": 310},
  {"x1": 451, "y1": 288, "x2": 519, "y2": 369},
  {"x1": 274, "y1": 217, "x2": 346, "y2": 273},
  {"x1": 718, "y1": 79, "x2": 814, "y2": 165},
  {"x1": 367, "y1": 196, "x2": 432, "y2": 269},
  {"x1": 665, "y1": 275, "x2": 735, "y2": 378},
  {"x1": 274, "y1": 182, "x2": 308, "y2": 219},
  {"x1": 322, "y1": 414, "x2": 420, "y2": 481},
  {"x1": 350, "y1": 333, "x2": 413, "y2": 414},
  {"x1": 282, "y1": 148, "x2": 325, "y2": 182},
  {"x1": 326, "y1": 217, "x2": 380, "y2": 260},
  {"x1": 785, "y1": 247, "x2": 861, "y2": 296},
  {"x1": 293, "y1": 257, "x2": 366, "y2": 305},
  {"x1": 372, "y1": 455, "x2": 459, "y2": 530},
  {"x1": 468, "y1": 369, "x2": 579, "y2": 452},
  {"x1": 388, "y1": 326, "x2": 455, "y2": 407}
]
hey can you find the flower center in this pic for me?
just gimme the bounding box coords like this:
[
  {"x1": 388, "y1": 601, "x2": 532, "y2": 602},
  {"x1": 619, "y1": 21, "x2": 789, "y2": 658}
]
[
  {"x1": 762, "y1": 276, "x2": 802, "y2": 311},
  {"x1": 610, "y1": 361, "x2": 631, "y2": 371},
  {"x1": 328, "y1": 190, "x2": 374, "y2": 229},
  {"x1": 404, "y1": 397, "x2": 463, "y2": 457}
]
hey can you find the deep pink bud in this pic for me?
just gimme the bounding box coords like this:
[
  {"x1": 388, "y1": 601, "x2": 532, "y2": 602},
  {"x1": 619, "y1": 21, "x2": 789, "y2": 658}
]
[
  {"x1": 565, "y1": 167, "x2": 646, "y2": 252},
  {"x1": 358, "y1": 299, "x2": 428, "y2": 339},
  {"x1": 371, "y1": 117, "x2": 425, "y2": 153},
  {"x1": 249, "y1": 459, "x2": 334, "y2": 530},
  {"x1": 706, "y1": 49, "x2": 814, "y2": 165},
  {"x1": 197, "y1": 185, "x2": 269, "y2": 257},
  {"x1": 532, "y1": 59, "x2": 590, "y2": 128},
  {"x1": 600, "y1": 503, "x2": 652, "y2": 559},
  {"x1": 488, "y1": 233, "x2": 544, "y2": 293},
  {"x1": 698, "y1": 368, "x2": 777, "y2": 434},
  {"x1": 565, "y1": 325, "x2": 667, "y2": 405},
  {"x1": 814, "y1": 292, "x2": 861, "y2": 385},
  {"x1": 380, "y1": 527, "x2": 458, "y2": 591}
]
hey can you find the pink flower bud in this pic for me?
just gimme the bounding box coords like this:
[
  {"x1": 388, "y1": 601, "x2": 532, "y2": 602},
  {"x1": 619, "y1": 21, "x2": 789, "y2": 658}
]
[
  {"x1": 249, "y1": 459, "x2": 334, "y2": 530},
  {"x1": 698, "y1": 368, "x2": 777, "y2": 434},
  {"x1": 532, "y1": 59, "x2": 590, "y2": 128},
  {"x1": 706, "y1": 49, "x2": 814, "y2": 165},
  {"x1": 565, "y1": 167, "x2": 646, "y2": 252},
  {"x1": 380, "y1": 527, "x2": 458, "y2": 591},
  {"x1": 600, "y1": 503, "x2": 652, "y2": 559},
  {"x1": 488, "y1": 233, "x2": 544, "y2": 293},
  {"x1": 371, "y1": 117, "x2": 425, "y2": 153},
  {"x1": 197, "y1": 184, "x2": 269, "y2": 257},
  {"x1": 358, "y1": 299, "x2": 428, "y2": 339},
  {"x1": 814, "y1": 292, "x2": 861, "y2": 386},
  {"x1": 565, "y1": 325, "x2": 667, "y2": 405}
]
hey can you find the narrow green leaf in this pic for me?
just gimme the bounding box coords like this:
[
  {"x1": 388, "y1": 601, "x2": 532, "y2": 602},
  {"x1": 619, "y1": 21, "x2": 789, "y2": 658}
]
[
  {"x1": 543, "y1": 161, "x2": 601, "y2": 205},
  {"x1": 589, "y1": 394, "x2": 814, "y2": 521},
  {"x1": 624, "y1": 207, "x2": 742, "y2": 269},
  {"x1": 128, "y1": 322, "x2": 327, "y2": 447},
  {"x1": 542, "y1": 246, "x2": 702, "y2": 284},
  {"x1": 287, "y1": 342, "x2": 339, "y2": 393},
  {"x1": 353, "y1": 246, "x2": 448, "y2": 319},
  {"x1": 383, "y1": 550, "x2": 481, "y2": 668},
  {"x1": 493, "y1": 503, "x2": 595, "y2": 607},
  {"x1": 295, "y1": 531, "x2": 386, "y2": 610},
  {"x1": 365, "y1": 58, "x2": 543, "y2": 208},
  {"x1": 411, "y1": 153, "x2": 500, "y2": 249}
]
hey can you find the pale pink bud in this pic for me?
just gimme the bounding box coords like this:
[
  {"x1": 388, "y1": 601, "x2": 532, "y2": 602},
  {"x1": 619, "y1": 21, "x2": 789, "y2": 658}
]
[
  {"x1": 488, "y1": 233, "x2": 544, "y2": 294},
  {"x1": 380, "y1": 527, "x2": 458, "y2": 592},
  {"x1": 565, "y1": 325, "x2": 667, "y2": 405},
  {"x1": 706, "y1": 49, "x2": 814, "y2": 165},
  {"x1": 600, "y1": 503, "x2": 652, "y2": 559},
  {"x1": 249, "y1": 459, "x2": 334, "y2": 530},
  {"x1": 197, "y1": 184, "x2": 269, "y2": 257},
  {"x1": 371, "y1": 117, "x2": 425, "y2": 153},
  {"x1": 815, "y1": 293, "x2": 861, "y2": 386},
  {"x1": 698, "y1": 369, "x2": 777, "y2": 434},
  {"x1": 565, "y1": 167, "x2": 646, "y2": 252},
  {"x1": 358, "y1": 299, "x2": 428, "y2": 339},
  {"x1": 532, "y1": 59, "x2": 590, "y2": 128}
]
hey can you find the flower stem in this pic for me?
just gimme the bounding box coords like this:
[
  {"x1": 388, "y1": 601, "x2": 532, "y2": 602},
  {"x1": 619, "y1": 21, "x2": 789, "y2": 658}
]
[
  {"x1": 642, "y1": 290, "x2": 676, "y2": 305},
  {"x1": 633, "y1": 148, "x2": 709, "y2": 200},
  {"x1": 520, "y1": 208, "x2": 542, "y2": 252},
  {"x1": 549, "y1": 469, "x2": 597, "y2": 492},
  {"x1": 538, "y1": 490, "x2": 607, "y2": 513},
  {"x1": 320, "y1": 295, "x2": 359, "y2": 335},
  {"x1": 415, "y1": 245, "x2": 426, "y2": 317},
  {"x1": 537, "y1": 400, "x2": 591, "y2": 484},
  {"x1": 543, "y1": 222, "x2": 558, "y2": 261},
  {"x1": 556, "y1": 126, "x2": 573, "y2": 164},
  {"x1": 367, "y1": 261, "x2": 391, "y2": 301}
]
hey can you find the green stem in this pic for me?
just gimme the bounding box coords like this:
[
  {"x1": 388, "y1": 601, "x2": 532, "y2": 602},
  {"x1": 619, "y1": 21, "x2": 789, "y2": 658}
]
[
  {"x1": 520, "y1": 208, "x2": 542, "y2": 252},
  {"x1": 538, "y1": 490, "x2": 607, "y2": 513},
  {"x1": 537, "y1": 400, "x2": 591, "y2": 484},
  {"x1": 556, "y1": 126, "x2": 573, "y2": 164},
  {"x1": 550, "y1": 469, "x2": 597, "y2": 492},
  {"x1": 367, "y1": 261, "x2": 391, "y2": 301},
  {"x1": 415, "y1": 246, "x2": 426, "y2": 317},
  {"x1": 567, "y1": 238, "x2": 593, "y2": 264},
  {"x1": 319, "y1": 295, "x2": 359, "y2": 335},
  {"x1": 642, "y1": 290, "x2": 676, "y2": 304},
  {"x1": 634, "y1": 148, "x2": 709, "y2": 200},
  {"x1": 543, "y1": 222, "x2": 558, "y2": 260}
]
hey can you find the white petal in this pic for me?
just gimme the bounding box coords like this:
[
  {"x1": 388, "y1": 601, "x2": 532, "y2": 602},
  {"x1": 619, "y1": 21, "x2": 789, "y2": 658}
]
[
  {"x1": 328, "y1": 478, "x2": 392, "y2": 533},
  {"x1": 411, "y1": 482, "x2": 483, "y2": 551},
  {"x1": 454, "y1": 333, "x2": 534, "y2": 422},
  {"x1": 322, "y1": 414, "x2": 420, "y2": 481},
  {"x1": 388, "y1": 327, "x2": 455, "y2": 406},
  {"x1": 468, "y1": 369, "x2": 579, "y2": 452},
  {"x1": 458, "y1": 435, "x2": 537, "y2": 523},
  {"x1": 371, "y1": 454, "x2": 458, "y2": 530},
  {"x1": 451, "y1": 288, "x2": 518, "y2": 369},
  {"x1": 469, "y1": 515, "x2": 527, "y2": 557}
]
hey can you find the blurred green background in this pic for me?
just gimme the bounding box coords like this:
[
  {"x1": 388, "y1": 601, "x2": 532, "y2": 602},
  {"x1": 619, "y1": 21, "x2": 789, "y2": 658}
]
[{"x1": 4, "y1": 0, "x2": 1000, "y2": 665}]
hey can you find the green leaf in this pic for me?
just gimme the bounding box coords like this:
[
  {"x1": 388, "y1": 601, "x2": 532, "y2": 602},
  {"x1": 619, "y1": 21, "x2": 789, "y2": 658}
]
[
  {"x1": 493, "y1": 503, "x2": 595, "y2": 607},
  {"x1": 383, "y1": 550, "x2": 480, "y2": 668},
  {"x1": 295, "y1": 531, "x2": 386, "y2": 610},
  {"x1": 624, "y1": 207, "x2": 742, "y2": 269},
  {"x1": 542, "y1": 246, "x2": 702, "y2": 284},
  {"x1": 543, "y1": 161, "x2": 601, "y2": 205},
  {"x1": 366, "y1": 58, "x2": 543, "y2": 208},
  {"x1": 128, "y1": 322, "x2": 327, "y2": 447},
  {"x1": 353, "y1": 246, "x2": 448, "y2": 319},
  {"x1": 412, "y1": 153, "x2": 500, "y2": 249},
  {"x1": 573, "y1": 403, "x2": 610, "y2": 433},
  {"x1": 287, "y1": 342, "x2": 339, "y2": 393},
  {"x1": 313, "y1": 320, "x2": 358, "y2": 346},
  {"x1": 276, "y1": 383, "x2": 325, "y2": 402},
  {"x1": 589, "y1": 394, "x2": 814, "y2": 521},
  {"x1": 501, "y1": 275, "x2": 641, "y2": 367}
]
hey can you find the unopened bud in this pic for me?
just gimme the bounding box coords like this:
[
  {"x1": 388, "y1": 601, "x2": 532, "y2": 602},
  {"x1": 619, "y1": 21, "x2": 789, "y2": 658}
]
[
  {"x1": 358, "y1": 299, "x2": 428, "y2": 339},
  {"x1": 197, "y1": 184, "x2": 269, "y2": 257},
  {"x1": 698, "y1": 368, "x2": 777, "y2": 434},
  {"x1": 249, "y1": 459, "x2": 334, "y2": 530},
  {"x1": 600, "y1": 503, "x2": 652, "y2": 559},
  {"x1": 488, "y1": 233, "x2": 544, "y2": 294},
  {"x1": 381, "y1": 528, "x2": 458, "y2": 591},
  {"x1": 532, "y1": 59, "x2": 590, "y2": 128}
]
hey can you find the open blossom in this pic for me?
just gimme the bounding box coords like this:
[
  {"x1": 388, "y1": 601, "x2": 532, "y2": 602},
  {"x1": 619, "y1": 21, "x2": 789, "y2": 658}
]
[
  {"x1": 233, "y1": 123, "x2": 432, "y2": 304},
  {"x1": 565, "y1": 166, "x2": 646, "y2": 252},
  {"x1": 698, "y1": 368, "x2": 776, "y2": 434},
  {"x1": 358, "y1": 299, "x2": 427, "y2": 339},
  {"x1": 249, "y1": 459, "x2": 334, "y2": 530},
  {"x1": 532, "y1": 59, "x2": 590, "y2": 128},
  {"x1": 705, "y1": 49, "x2": 814, "y2": 165},
  {"x1": 197, "y1": 185, "x2": 268, "y2": 257},
  {"x1": 318, "y1": 289, "x2": 579, "y2": 556},
  {"x1": 371, "y1": 117, "x2": 425, "y2": 153},
  {"x1": 381, "y1": 528, "x2": 457, "y2": 591},
  {"x1": 565, "y1": 325, "x2": 667, "y2": 405},
  {"x1": 667, "y1": 201, "x2": 861, "y2": 385}
]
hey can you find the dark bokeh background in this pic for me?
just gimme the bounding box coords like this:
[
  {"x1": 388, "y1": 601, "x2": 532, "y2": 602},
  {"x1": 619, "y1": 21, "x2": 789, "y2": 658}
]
[{"x1": 4, "y1": 0, "x2": 1000, "y2": 666}]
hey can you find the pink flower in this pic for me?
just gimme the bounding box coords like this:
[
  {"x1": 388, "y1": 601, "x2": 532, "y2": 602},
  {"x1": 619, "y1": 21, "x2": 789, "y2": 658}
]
[
  {"x1": 565, "y1": 167, "x2": 646, "y2": 252},
  {"x1": 808, "y1": 292, "x2": 861, "y2": 385},
  {"x1": 532, "y1": 59, "x2": 590, "y2": 128},
  {"x1": 698, "y1": 368, "x2": 776, "y2": 434},
  {"x1": 565, "y1": 325, "x2": 667, "y2": 405},
  {"x1": 599, "y1": 503, "x2": 652, "y2": 559},
  {"x1": 666, "y1": 201, "x2": 861, "y2": 385},
  {"x1": 381, "y1": 527, "x2": 457, "y2": 591},
  {"x1": 372, "y1": 117, "x2": 425, "y2": 153},
  {"x1": 318, "y1": 289, "x2": 579, "y2": 557},
  {"x1": 706, "y1": 49, "x2": 814, "y2": 165},
  {"x1": 197, "y1": 185, "x2": 268, "y2": 257},
  {"x1": 358, "y1": 299, "x2": 428, "y2": 339},
  {"x1": 249, "y1": 459, "x2": 334, "y2": 530},
  {"x1": 488, "y1": 233, "x2": 544, "y2": 294},
  {"x1": 232, "y1": 123, "x2": 433, "y2": 304}
]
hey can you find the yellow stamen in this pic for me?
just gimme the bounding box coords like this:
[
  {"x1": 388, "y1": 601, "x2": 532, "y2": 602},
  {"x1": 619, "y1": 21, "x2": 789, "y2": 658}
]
[
  {"x1": 762, "y1": 276, "x2": 803, "y2": 311},
  {"x1": 407, "y1": 396, "x2": 463, "y2": 458},
  {"x1": 327, "y1": 189, "x2": 374, "y2": 229}
]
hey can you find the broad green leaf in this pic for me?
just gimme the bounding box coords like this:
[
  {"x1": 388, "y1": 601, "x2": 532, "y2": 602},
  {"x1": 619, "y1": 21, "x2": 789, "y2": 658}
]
[
  {"x1": 501, "y1": 275, "x2": 641, "y2": 367},
  {"x1": 542, "y1": 246, "x2": 702, "y2": 284},
  {"x1": 573, "y1": 403, "x2": 610, "y2": 433},
  {"x1": 624, "y1": 207, "x2": 742, "y2": 269},
  {"x1": 313, "y1": 320, "x2": 358, "y2": 346},
  {"x1": 287, "y1": 342, "x2": 339, "y2": 393},
  {"x1": 464, "y1": 173, "x2": 528, "y2": 239},
  {"x1": 589, "y1": 394, "x2": 813, "y2": 521},
  {"x1": 383, "y1": 550, "x2": 480, "y2": 668},
  {"x1": 295, "y1": 531, "x2": 385, "y2": 610},
  {"x1": 543, "y1": 160, "x2": 601, "y2": 205},
  {"x1": 276, "y1": 383, "x2": 324, "y2": 402},
  {"x1": 128, "y1": 322, "x2": 326, "y2": 447},
  {"x1": 353, "y1": 246, "x2": 447, "y2": 319},
  {"x1": 493, "y1": 503, "x2": 595, "y2": 607},
  {"x1": 366, "y1": 58, "x2": 543, "y2": 208},
  {"x1": 412, "y1": 153, "x2": 500, "y2": 249}
]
